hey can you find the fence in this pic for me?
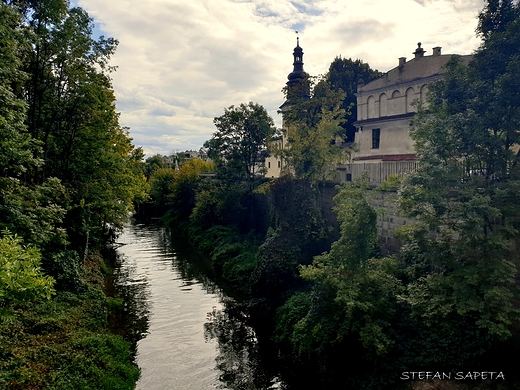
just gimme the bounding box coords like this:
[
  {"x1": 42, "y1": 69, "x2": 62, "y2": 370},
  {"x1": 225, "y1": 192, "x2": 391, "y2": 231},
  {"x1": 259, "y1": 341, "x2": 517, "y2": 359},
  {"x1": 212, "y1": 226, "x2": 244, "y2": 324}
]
[{"x1": 346, "y1": 160, "x2": 420, "y2": 185}]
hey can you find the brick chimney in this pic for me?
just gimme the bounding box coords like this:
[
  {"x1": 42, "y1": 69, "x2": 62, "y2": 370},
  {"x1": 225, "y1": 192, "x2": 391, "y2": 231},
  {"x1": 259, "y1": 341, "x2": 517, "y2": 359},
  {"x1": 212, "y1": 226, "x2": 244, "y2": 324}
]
[
  {"x1": 432, "y1": 46, "x2": 441, "y2": 56},
  {"x1": 399, "y1": 57, "x2": 406, "y2": 67}
]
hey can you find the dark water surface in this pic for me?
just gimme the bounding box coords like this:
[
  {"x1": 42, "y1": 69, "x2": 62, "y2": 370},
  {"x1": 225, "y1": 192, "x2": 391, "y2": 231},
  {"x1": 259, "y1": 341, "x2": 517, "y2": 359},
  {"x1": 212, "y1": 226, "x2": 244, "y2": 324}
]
[{"x1": 113, "y1": 223, "x2": 282, "y2": 390}]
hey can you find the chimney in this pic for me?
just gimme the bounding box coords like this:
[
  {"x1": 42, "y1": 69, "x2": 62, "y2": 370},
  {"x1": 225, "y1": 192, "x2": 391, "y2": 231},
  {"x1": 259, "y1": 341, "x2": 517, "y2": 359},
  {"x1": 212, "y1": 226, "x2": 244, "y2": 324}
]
[
  {"x1": 414, "y1": 42, "x2": 425, "y2": 59},
  {"x1": 432, "y1": 46, "x2": 442, "y2": 56},
  {"x1": 399, "y1": 57, "x2": 406, "y2": 67}
]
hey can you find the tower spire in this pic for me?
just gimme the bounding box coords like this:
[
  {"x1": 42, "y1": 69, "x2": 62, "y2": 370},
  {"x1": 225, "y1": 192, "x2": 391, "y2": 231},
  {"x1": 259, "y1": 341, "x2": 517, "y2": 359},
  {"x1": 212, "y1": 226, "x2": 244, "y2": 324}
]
[
  {"x1": 287, "y1": 35, "x2": 305, "y2": 85},
  {"x1": 280, "y1": 34, "x2": 310, "y2": 110}
]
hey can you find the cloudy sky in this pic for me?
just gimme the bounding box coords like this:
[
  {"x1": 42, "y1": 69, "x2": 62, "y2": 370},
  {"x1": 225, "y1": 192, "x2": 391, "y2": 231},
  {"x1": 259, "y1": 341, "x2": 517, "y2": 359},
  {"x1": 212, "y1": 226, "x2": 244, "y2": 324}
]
[{"x1": 72, "y1": 0, "x2": 485, "y2": 157}]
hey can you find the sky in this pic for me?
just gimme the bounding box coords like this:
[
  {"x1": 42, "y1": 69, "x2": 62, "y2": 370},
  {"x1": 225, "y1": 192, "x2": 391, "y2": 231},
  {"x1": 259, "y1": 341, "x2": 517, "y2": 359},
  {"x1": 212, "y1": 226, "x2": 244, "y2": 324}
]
[{"x1": 72, "y1": 0, "x2": 485, "y2": 157}]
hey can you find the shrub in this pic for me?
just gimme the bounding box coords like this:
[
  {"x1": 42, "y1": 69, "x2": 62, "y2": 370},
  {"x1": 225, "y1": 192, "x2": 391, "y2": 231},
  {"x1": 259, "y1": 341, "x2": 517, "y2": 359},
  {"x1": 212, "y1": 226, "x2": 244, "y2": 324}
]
[{"x1": 0, "y1": 230, "x2": 55, "y2": 305}]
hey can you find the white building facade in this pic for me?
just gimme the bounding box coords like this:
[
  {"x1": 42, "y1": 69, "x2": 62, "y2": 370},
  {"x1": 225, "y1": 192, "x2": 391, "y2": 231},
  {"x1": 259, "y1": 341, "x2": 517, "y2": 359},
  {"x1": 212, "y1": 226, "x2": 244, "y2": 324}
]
[{"x1": 340, "y1": 44, "x2": 471, "y2": 184}]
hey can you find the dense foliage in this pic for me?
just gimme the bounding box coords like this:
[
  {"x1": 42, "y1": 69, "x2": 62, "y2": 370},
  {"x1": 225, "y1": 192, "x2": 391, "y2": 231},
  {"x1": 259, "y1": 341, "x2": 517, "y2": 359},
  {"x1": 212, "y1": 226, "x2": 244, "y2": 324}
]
[
  {"x1": 326, "y1": 57, "x2": 381, "y2": 142},
  {"x1": 148, "y1": 2, "x2": 520, "y2": 389},
  {"x1": 204, "y1": 102, "x2": 277, "y2": 190},
  {"x1": 0, "y1": 0, "x2": 145, "y2": 387},
  {"x1": 401, "y1": 0, "x2": 520, "y2": 342},
  {"x1": 280, "y1": 76, "x2": 348, "y2": 181},
  {"x1": 0, "y1": 230, "x2": 55, "y2": 305}
]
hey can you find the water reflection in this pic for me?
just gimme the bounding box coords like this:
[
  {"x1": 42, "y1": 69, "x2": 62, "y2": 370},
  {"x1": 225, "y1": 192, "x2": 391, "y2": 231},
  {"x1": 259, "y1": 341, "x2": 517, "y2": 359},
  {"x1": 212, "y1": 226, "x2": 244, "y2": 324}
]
[
  {"x1": 112, "y1": 223, "x2": 284, "y2": 389},
  {"x1": 109, "y1": 252, "x2": 151, "y2": 348},
  {"x1": 204, "y1": 298, "x2": 282, "y2": 390}
]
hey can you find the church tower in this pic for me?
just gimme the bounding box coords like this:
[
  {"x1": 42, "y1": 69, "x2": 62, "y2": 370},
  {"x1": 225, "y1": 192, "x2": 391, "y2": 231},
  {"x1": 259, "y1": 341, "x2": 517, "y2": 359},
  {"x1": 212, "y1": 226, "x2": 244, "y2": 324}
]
[
  {"x1": 280, "y1": 36, "x2": 310, "y2": 111},
  {"x1": 265, "y1": 37, "x2": 310, "y2": 178}
]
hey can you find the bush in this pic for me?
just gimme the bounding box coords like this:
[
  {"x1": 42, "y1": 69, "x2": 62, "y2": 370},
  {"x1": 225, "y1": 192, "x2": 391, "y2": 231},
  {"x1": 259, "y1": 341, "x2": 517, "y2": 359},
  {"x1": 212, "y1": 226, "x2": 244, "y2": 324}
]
[
  {"x1": 0, "y1": 230, "x2": 55, "y2": 305},
  {"x1": 49, "y1": 250, "x2": 85, "y2": 292}
]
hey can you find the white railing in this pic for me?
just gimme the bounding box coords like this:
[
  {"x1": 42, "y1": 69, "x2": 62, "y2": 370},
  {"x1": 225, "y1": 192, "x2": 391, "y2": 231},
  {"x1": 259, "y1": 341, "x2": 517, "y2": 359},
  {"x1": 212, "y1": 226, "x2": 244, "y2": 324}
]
[{"x1": 346, "y1": 161, "x2": 419, "y2": 184}]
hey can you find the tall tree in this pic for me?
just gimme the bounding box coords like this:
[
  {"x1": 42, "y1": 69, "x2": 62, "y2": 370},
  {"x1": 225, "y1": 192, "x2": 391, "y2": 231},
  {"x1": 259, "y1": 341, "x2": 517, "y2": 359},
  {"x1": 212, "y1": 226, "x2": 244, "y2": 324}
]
[
  {"x1": 0, "y1": 3, "x2": 39, "y2": 179},
  {"x1": 273, "y1": 177, "x2": 401, "y2": 389},
  {"x1": 281, "y1": 76, "x2": 347, "y2": 182},
  {"x1": 0, "y1": 3, "x2": 68, "y2": 251},
  {"x1": 399, "y1": 0, "x2": 520, "y2": 344},
  {"x1": 477, "y1": 0, "x2": 518, "y2": 38},
  {"x1": 2, "y1": 0, "x2": 145, "y2": 256},
  {"x1": 20, "y1": 3, "x2": 118, "y2": 182},
  {"x1": 205, "y1": 102, "x2": 276, "y2": 190},
  {"x1": 326, "y1": 57, "x2": 381, "y2": 142}
]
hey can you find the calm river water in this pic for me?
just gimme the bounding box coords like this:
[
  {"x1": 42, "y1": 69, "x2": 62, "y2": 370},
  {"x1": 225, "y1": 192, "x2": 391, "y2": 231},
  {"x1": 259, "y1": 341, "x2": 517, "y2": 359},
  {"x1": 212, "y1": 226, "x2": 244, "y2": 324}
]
[{"x1": 112, "y1": 223, "x2": 282, "y2": 390}]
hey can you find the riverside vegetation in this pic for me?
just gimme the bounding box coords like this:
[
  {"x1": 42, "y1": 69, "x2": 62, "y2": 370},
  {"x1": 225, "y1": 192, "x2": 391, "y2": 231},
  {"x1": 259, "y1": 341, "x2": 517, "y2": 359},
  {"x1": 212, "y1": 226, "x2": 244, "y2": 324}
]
[
  {"x1": 1, "y1": 1, "x2": 145, "y2": 388},
  {"x1": 145, "y1": 2, "x2": 520, "y2": 389},
  {"x1": 3, "y1": 0, "x2": 520, "y2": 389}
]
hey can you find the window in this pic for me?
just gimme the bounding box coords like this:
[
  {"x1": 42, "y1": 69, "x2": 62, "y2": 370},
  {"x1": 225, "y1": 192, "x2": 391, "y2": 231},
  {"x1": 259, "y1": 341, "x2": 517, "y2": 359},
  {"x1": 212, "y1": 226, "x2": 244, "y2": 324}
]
[
  {"x1": 346, "y1": 173, "x2": 352, "y2": 182},
  {"x1": 406, "y1": 87, "x2": 415, "y2": 113},
  {"x1": 367, "y1": 95, "x2": 376, "y2": 118},
  {"x1": 268, "y1": 161, "x2": 271, "y2": 169},
  {"x1": 379, "y1": 93, "x2": 387, "y2": 117},
  {"x1": 278, "y1": 161, "x2": 281, "y2": 168},
  {"x1": 372, "y1": 128, "x2": 380, "y2": 149}
]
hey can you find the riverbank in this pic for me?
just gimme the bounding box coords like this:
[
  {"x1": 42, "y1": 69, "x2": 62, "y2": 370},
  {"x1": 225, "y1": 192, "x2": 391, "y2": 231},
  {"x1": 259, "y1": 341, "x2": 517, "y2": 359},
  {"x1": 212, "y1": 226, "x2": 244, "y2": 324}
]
[
  {"x1": 0, "y1": 250, "x2": 140, "y2": 389},
  {"x1": 152, "y1": 173, "x2": 520, "y2": 390}
]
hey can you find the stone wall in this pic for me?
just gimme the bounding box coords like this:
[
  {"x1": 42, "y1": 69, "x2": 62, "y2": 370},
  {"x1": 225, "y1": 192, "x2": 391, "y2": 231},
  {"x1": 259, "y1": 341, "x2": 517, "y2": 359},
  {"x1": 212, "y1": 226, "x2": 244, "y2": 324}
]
[
  {"x1": 316, "y1": 181, "x2": 340, "y2": 239},
  {"x1": 317, "y1": 183, "x2": 414, "y2": 255},
  {"x1": 368, "y1": 190, "x2": 414, "y2": 255}
]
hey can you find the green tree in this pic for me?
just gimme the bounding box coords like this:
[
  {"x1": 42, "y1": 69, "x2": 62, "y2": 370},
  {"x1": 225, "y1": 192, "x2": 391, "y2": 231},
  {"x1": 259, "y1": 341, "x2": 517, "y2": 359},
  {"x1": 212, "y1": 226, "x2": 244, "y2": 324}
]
[
  {"x1": 168, "y1": 159, "x2": 214, "y2": 220},
  {"x1": 148, "y1": 167, "x2": 176, "y2": 209},
  {"x1": 273, "y1": 178, "x2": 401, "y2": 389},
  {"x1": 144, "y1": 154, "x2": 167, "y2": 179},
  {"x1": 281, "y1": 77, "x2": 348, "y2": 182},
  {"x1": 20, "y1": 3, "x2": 118, "y2": 159},
  {"x1": 11, "y1": 0, "x2": 144, "y2": 250},
  {"x1": 299, "y1": 178, "x2": 398, "y2": 350},
  {"x1": 326, "y1": 57, "x2": 381, "y2": 142},
  {"x1": 477, "y1": 0, "x2": 518, "y2": 38},
  {"x1": 0, "y1": 4, "x2": 40, "y2": 180},
  {"x1": 0, "y1": 3, "x2": 69, "y2": 252},
  {"x1": 398, "y1": 0, "x2": 520, "y2": 343},
  {"x1": 250, "y1": 175, "x2": 329, "y2": 310},
  {"x1": 204, "y1": 102, "x2": 276, "y2": 190}
]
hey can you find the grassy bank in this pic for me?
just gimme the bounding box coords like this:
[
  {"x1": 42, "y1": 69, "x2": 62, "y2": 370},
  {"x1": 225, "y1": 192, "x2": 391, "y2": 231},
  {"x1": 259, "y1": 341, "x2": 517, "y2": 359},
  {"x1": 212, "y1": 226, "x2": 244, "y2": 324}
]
[{"x1": 0, "y1": 251, "x2": 139, "y2": 390}]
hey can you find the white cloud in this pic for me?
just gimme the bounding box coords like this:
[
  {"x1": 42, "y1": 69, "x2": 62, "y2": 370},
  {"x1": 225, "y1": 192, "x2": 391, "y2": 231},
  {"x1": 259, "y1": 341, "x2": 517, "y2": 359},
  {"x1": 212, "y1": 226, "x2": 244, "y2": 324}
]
[{"x1": 75, "y1": 0, "x2": 484, "y2": 156}]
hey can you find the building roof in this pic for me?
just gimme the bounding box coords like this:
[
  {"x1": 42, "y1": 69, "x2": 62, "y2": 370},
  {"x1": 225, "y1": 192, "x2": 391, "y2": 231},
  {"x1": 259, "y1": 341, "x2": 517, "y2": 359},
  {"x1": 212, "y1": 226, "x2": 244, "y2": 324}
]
[{"x1": 357, "y1": 43, "x2": 472, "y2": 96}]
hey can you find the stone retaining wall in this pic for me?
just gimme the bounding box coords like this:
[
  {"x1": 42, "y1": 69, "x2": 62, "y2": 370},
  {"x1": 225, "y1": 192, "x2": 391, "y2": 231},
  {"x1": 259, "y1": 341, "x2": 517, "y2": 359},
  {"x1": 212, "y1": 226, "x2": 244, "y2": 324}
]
[{"x1": 317, "y1": 183, "x2": 413, "y2": 255}]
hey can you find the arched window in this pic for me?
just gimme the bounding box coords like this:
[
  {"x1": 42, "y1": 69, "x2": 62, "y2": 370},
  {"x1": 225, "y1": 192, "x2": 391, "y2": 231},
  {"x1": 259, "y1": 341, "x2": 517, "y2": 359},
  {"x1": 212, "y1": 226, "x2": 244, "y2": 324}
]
[
  {"x1": 389, "y1": 90, "x2": 403, "y2": 115},
  {"x1": 406, "y1": 87, "x2": 415, "y2": 113},
  {"x1": 420, "y1": 84, "x2": 428, "y2": 102},
  {"x1": 379, "y1": 93, "x2": 387, "y2": 117},
  {"x1": 367, "y1": 95, "x2": 376, "y2": 118}
]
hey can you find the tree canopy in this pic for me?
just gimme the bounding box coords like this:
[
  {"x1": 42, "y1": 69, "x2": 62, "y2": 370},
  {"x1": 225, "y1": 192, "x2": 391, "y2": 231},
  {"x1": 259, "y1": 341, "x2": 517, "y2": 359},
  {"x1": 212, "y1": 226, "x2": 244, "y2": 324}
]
[
  {"x1": 204, "y1": 102, "x2": 277, "y2": 189},
  {"x1": 281, "y1": 76, "x2": 347, "y2": 182},
  {"x1": 399, "y1": 0, "x2": 520, "y2": 341},
  {"x1": 326, "y1": 57, "x2": 381, "y2": 142},
  {"x1": 0, "y1": 0, "x2": 145, "y2": 287}
]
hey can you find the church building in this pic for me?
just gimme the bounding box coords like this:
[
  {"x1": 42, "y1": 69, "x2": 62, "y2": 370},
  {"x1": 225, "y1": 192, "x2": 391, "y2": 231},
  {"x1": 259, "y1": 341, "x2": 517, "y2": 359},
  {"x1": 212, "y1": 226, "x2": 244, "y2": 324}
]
[
  {"x1": 268, "y1": 41, "x2": 471, "y2": 183},
  {"x1": 264, "y1": 37, "x2": 309, "y2": 178},
  {"x1": 341, "y1": 43, "x2": 472, "y2": 184}
]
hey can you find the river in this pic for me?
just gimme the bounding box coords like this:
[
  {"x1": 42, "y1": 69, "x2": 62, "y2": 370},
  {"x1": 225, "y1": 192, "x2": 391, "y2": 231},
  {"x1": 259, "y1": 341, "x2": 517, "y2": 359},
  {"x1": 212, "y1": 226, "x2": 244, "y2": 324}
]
[{"x1": 112, "y1": 223, "x2": 282, "y2": 390}]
